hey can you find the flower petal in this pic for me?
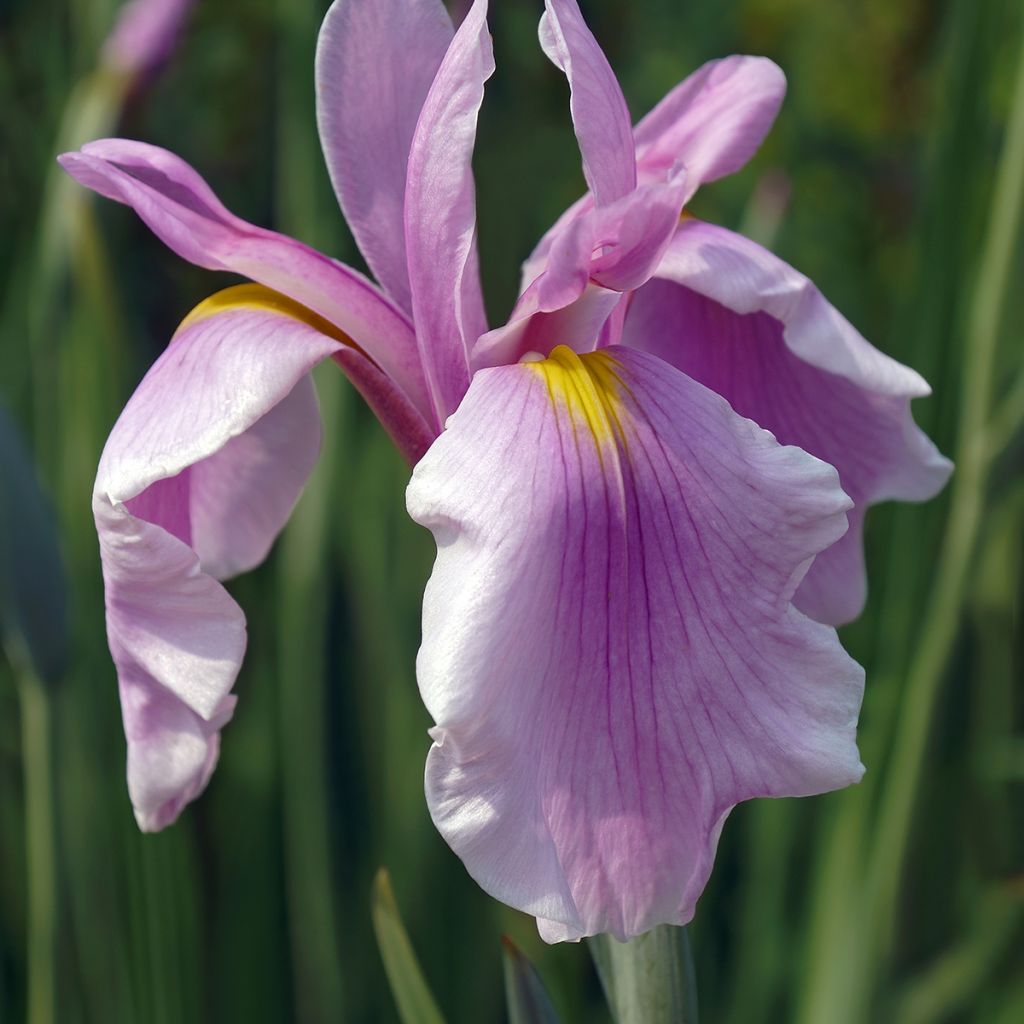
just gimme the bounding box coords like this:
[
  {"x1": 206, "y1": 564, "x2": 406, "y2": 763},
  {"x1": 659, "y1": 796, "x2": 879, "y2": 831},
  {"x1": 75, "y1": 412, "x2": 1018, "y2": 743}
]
[
  {"x1": 57, "y1": 139, "x2": 434, "y2": 428},
  {"x1": 539, "y1": 0, "x2": 636, "y2": 205},
  {"x1": 634, "y1": 55, "x2": 787, "y2": 187},
  {"x1": 407, "y1": 345, "x2": 864, "y2": 941},
  {"x1": 404, "y1": 0, "x2": 493, "y2": 423},
  {"x1": 474, "y1": 173, "x2": 687, "y2": 370},
  {"x1": 519, "y1": 54, "x2": 785, "y2": 296},
  {"x1": 97, "y1": 288, "x2": 344, "y2": 829},
  {"x1": 626, "y1": 220, "x2": 952, "y2": 623},
  {"x1": 315, "y1": 0, "x2": 453, "y2": 314}
]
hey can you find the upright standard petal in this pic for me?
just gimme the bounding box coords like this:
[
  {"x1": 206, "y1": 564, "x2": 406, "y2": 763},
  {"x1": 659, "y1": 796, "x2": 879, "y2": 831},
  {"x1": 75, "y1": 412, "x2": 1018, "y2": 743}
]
[
  {"x1": 625, "y1": 219, "x2": 952, "y2": 624},
  {"x1": 633, "y1": 56, "x2": 786, "y2": 187},
  {"x1": 315, "y1": 0, "x2": 453, "y2": 314},
  {"x1": 519, "y1": 55, "x2": 784, "y2": 295},
  {"x1": 408, "y1": 345, "x2": 864, "y2": 941},
  {"x1": 404, "y1": 0, "x2": 493, "y2": 422},
  {"x1": 97, "y1": 288, "x2": 344, "y2": 830},
  {"x1": 474, "y1": 172, "x2": 688, "y2": 370},
  {"x1": 57, "y1": 140, "x2": 434, "y2": 428},
  {"x1": 539, "y1": 0, "x2": 636, "y2": 205}
]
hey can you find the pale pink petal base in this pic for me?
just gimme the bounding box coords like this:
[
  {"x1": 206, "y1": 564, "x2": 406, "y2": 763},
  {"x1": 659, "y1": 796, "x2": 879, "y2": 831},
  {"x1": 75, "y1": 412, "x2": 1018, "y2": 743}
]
[
  {"x1": 408, "y1": 346, "x2": 864, "y2": 941},
  {"x1": 475, "y1": 173, "x2": 688, "y2": 369}
]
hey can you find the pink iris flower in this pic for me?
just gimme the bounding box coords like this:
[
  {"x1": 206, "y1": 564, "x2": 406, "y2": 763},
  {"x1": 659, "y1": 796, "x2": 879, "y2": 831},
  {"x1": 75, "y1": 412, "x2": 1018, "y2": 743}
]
[
  {"x1": 102, "y1": 0, "x2": 195, "y2": 77},
  {"x1": 60, "y1": 0, "x2": 950, "y2": 941}
]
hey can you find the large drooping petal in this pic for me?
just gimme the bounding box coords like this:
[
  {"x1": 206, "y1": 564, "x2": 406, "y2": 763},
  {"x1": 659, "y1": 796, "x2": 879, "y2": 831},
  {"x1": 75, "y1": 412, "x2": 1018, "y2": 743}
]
[
  {"x1": 57, "y1": 139, "x2": 434, "y2": 428},
  {"x1": 407, "y1": 345, "x2": 864, "y2": 942},
  {"x1": 96, "y1": 288, "x2": 345, "y2": 830},
  {"x1": 315, "y1": 0, "x2": 453, "y2": 314},
  {"x1": 474, "y1": 172, "x2": 687, "y2": 370},
  {"x1": 404, "y1": 0, "x2": 492, "y2": 423},
  {"x1": 539, "y1": 0, "x2": 636, "y2": 205},
  {"x1": 633, "y1": 55, "x2": 786, "y2": 187},
  {"x1": 623, "y1": 219, "x2": 952, "y2": 624}
]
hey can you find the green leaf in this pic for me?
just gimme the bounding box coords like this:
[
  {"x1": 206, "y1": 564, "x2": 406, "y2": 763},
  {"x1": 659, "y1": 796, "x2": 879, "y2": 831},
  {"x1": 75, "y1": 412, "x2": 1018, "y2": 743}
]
[
  {"x1": 370, "y1": 869, "x2": 446, "y2": 1024},
  {"x1": 501, "y1": 936, "x2": 562, "y2": 1024},
  {"x1": 0, "y1": 406, "x2": 68, "y2": 686},
  {"x1": 589, "y1": 926, "x2": 698, "y2": 1024}
]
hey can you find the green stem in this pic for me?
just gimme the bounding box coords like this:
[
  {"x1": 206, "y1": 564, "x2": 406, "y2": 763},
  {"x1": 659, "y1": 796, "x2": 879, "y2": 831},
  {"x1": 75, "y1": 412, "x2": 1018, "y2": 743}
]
[
  {"x1": 983, "y1": 364, "x2": 1024, "y2": 458},
  {"x1": 589, "y1": 926, "x2": 698, "y2": 1024},
  {"x1": 18, "y1": 673, "x2": 57, "y2": 1024},
  {"x1": 863, "y1": 6, "x2": 1024, "y2": 961}
]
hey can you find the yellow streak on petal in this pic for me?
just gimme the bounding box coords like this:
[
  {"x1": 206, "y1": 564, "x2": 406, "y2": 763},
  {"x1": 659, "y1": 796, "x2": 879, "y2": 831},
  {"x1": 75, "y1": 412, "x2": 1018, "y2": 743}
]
[
  {"x1": 526, "y1": 344, "x2": 627, "y2": 448},
  {"x1": 175, "y1": 282, "x2": 355, "y2": 349}
]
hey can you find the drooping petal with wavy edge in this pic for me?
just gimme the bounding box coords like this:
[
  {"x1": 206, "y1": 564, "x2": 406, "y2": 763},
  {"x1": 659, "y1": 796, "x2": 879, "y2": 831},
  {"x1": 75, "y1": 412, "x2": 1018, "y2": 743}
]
[
  {"x1": 96, "y1": 286, "x2": 351, "y2": 831},
  {"x1": 539, "y1": 0, "x2": 636, "y2": 205},
  {"x1": 405, "y1": 0, "x2": 493, "y2": 423},
  {"x1": 407, "y1": 345, "x2": 864, "y2": 942},
  {"x1": 634, "y1": 55, "x2": 786, "y2": 187},
  {"x1": 474, "y1": 172, "x2": 687, "y2": 370},
  {"x1": 315, "y1": 0, "x2": 453, "y2": 315},
  {"x1": 626, "y1": 219, "x2": 952, "y2": 624},
  {"x1": 57, "y1": 139, "x2": 435, "y2": 429}
]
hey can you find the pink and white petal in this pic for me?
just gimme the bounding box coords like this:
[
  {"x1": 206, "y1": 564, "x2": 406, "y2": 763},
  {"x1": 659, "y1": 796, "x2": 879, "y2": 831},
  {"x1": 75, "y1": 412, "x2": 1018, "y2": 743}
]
[
  {"x1": 121, "y1": 675, "x2": 235, "y2": 833},
  {"x1": 315, "y1": 0, "x2": 453, "y2": 314},
  {"x1": 539, "y1": 0, "x2": 636, "y2": 205},
  {"x1": 474, "y1": 175, "x2": 686, "y2": 370},
  {"x1": 57, "y1": 140, "x2": 433, "y2": 426},
  {"x1": 653, "y1": 220, "x2": 931, "y2": 396},
  {"x1": 623, "y1": 246, "x2": 951, "y2": 624},
  {"x1": 518, "y1": 192, "x2": 592, "y2": 299},
  {"x1": 634, "y1": 56, "x2": 787, "y2": 187},
  {"x1": 475, "y1": 282, "x2": 623, "y2": 370},
  {"x1": 408, "y1": 345, "x2": 864, "y2": 942},
  {"x1": 520, "y1": 55, "x2": 784, "y2": 292},
  {"x1": 97, "y1": 291, "x2": 345, "y2": 828},
  {"x1": 589, "y1": 172, "x2": 689, "y2": 291},
  {"x1": 405, "y1": 0, "x2": 493, "y2": 423}
]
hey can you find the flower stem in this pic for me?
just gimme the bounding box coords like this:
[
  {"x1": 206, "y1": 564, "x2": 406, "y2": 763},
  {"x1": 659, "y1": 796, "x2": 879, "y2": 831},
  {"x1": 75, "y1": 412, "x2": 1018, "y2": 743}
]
[{"x1": 588, "y1": 926, "x2": 698, "y2": 1024}]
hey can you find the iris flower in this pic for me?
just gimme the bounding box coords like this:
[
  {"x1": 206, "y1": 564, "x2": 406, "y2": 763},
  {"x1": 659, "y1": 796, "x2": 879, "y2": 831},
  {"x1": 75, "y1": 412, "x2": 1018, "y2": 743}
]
[{"x1": 60, "y1": 0, "x2": 950, "y2": 941}]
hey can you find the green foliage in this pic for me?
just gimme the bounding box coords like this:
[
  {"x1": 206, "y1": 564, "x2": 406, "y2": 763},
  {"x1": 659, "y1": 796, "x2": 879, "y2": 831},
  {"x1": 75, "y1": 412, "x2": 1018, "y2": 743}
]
[
  {"x1": 503, "y1": 937, "x2": 563, "y2": 1024},
  {"x1": 372, "y1": 869, "x2": 447, "y2": 1024},
  {"x1": 1, "y1": 0, "x2": 1022, "y2": 1021}
]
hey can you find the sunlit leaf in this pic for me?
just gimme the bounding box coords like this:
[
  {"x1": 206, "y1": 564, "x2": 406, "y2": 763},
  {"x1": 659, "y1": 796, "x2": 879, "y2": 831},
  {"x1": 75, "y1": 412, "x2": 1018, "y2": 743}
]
[{"x1": 371, "y1": 868, "x2": 446, "y2": 1024}]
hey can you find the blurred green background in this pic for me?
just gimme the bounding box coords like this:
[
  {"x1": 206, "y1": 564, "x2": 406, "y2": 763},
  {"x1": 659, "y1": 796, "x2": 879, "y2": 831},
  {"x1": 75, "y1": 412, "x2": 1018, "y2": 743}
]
[{"x1": 1, "y1": 0, "x2": 1022, "y2": 1021}]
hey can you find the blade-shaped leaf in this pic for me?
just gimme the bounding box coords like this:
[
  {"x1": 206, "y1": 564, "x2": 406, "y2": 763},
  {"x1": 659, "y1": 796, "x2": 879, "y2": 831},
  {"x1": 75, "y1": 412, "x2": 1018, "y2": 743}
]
[
  {"x1": 501, "y1": 936, "x2": 562, "y2": 1024},
  {"x1": 0, "y1": 406, "x2": 69, "y2": 686},
  {"x1": 371, "y1": 869, "x2": 447, "y2": 1024},
  {"x1": 588, "y1": 926, "x2": 698, "y2": 1024}
]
